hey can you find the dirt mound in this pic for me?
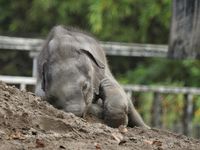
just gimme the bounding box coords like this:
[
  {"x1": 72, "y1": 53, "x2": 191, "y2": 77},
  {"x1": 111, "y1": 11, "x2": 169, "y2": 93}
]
[{"x1": 0, "y1": 82, "x2": 199, "y2": 150}]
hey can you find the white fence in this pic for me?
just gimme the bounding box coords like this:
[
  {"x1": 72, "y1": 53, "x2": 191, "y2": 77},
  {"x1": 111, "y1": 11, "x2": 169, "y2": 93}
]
[{"x1": 0, "y1": 36, "x2": 200, "y2": 137}]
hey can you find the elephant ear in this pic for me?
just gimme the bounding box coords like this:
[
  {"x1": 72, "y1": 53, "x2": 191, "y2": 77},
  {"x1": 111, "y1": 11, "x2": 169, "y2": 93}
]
[
  {"x1": 80, "y1": 49, "x2": 105, "y2": 95},
  {"x1": 41, "y1": 61, "x2": 49, "y2": 91},
  {"x1": 80, "y1": 49, "x2": 105, "y2": 69}
]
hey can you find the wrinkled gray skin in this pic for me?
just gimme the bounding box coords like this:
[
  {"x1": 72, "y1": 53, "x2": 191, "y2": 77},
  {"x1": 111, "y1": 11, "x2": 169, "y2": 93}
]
[{"x1": 35, "y1": 25, "x2": 149, "y2": 129}]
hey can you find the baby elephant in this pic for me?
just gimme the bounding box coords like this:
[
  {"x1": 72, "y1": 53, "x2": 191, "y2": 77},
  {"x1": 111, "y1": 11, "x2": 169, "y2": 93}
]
[{"x1": 35, "y1": 25, "x2": 149, "y2": 129}]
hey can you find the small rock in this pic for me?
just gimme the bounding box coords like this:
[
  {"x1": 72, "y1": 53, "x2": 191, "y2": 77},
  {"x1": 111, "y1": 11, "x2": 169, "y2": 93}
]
[
  {"x1": 111, "y1": 132, "x2": 124, "y2": 144},
  {"x1": 59, "y1": 145, "x2": 66, "y2": 149},
  {"x1": 36, "y1": 139, "x2": 45, "y2": 148},
  {"x1": 129, "y1": 137, "x2": 137, "y2": 142},
  {"x1": 118, "y1": 125, "x2": 128, "y2": 134},
  {"x1": 32, "y1": 131, "x2": 37, "y2": 135},
  {"x1": 57, "y1": 113, "x2": 64, "y2": 119},
  {"x1": 152, "y1": 140, "x2": 162, "y2": 147},
  {"x1": 94, "y1": 143, "x2": 101, "y2": 150}
]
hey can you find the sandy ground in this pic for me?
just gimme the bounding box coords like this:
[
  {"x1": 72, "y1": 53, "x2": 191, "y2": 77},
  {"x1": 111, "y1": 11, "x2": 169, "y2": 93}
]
[{"x1": 0, "y1": 81, "x2": 200, "y2": 150}]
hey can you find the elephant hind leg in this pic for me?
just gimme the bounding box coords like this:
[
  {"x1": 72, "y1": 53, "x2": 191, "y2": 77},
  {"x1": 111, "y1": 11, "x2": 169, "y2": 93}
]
[{"x1": 128, "y1": 100, "x2": 150, "y2": 129}]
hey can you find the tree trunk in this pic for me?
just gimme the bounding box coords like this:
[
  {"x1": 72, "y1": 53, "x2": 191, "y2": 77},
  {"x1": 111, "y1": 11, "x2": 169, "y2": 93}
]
[{"x1": 168, "y1": 0, "x2": 200, "y2": 59}]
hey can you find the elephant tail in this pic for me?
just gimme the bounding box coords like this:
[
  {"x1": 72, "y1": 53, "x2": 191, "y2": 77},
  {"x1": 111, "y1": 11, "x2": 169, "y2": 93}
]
[{"x1": 128, "y1": 99, "x2": 151, "y2": 129}]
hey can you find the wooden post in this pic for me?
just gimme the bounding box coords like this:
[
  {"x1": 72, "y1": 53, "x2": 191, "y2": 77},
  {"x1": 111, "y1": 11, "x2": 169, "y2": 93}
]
[
  {"x1": 182, "y1": 94, "x2": 193, "y2": 136},
  {"x1": 151, "y1": 92, "x2": 162, "y2": 128}
]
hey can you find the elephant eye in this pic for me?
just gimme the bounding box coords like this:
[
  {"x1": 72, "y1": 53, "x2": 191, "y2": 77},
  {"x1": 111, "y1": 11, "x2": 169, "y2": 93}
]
[
  {"x1": 82, "y1": 81, "x2": 90, "y2": 92},
  {"x1": 82, "y1": 82, "x2": 88, "y2": 91}
]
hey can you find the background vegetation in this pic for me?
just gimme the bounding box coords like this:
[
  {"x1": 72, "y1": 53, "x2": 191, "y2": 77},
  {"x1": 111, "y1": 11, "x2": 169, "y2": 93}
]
[{"x1": 1, "y1": 0, "x2": 200, "y2": 131}]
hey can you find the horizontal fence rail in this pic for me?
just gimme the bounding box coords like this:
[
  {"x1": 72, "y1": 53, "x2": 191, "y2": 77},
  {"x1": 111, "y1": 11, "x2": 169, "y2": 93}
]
[
  {"x1": 0, "y1": 36, "x2": 43, "y2": 51},
  {"x1": 0, "y1": 75, "x2": 36, "y2": 85},
  {"x1": 123, "y1": 84, "x2": 200, "y2": 95},
  {"x1": 0, "y1": 35, "x2": 168, "y2": 57},
  {"x1": 0, "y1": 76, "x2": 36, "y2": 90}
]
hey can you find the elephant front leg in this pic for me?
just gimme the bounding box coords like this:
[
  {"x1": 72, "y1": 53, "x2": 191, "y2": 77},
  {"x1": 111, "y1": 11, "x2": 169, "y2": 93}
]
[
  {"x1": 103, "y1": 97, "x2": 129, "y2": 128},
  {"x1": 100, "y1": 80, "x2": 129, "y2": 128}
]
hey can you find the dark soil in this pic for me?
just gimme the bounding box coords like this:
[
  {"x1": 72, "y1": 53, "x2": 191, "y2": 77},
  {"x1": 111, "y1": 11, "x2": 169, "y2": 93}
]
[{"x1": 0, "y1": 82, "x2": 199, "y2": 150}]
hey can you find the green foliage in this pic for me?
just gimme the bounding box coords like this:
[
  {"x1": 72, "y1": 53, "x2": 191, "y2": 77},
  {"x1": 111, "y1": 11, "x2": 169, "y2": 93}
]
[
  {"x1": 0, "y1": 0, "x2": 90, "y2": 36},
  {"x1": 118, "y1": 58, "x2": 200, "y2": 87},
  {"x1": 0, "y1": 0, "x2": 171, "y2": 43},
  {"x1": 162, "y1": 94, "x2": 184, "y2": 128},
  {"x1": 88, "y1": 0, "x2": 171, "y2": 43},
  {"x1": 135, "y1": 92, "x2": 153, "y2": 124},
  {"x1": 0, "y1": 51, "x2": 32, "y2": 76},
  {"x1": 193, "y1": 97, "x2": 200, "y2": 123}
]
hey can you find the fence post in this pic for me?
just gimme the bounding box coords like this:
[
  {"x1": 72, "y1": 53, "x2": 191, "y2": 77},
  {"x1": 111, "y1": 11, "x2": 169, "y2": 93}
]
[
  {"x1": 151, "y1": 92, "x2": 162, "y2": 128},
  {"x1": 20, "y1": 83, "x2": 26, "y2": 91},
  {"x1": 182, "y1": 93, "x2": 193, "y2": 136},
  {"x1": 126, "y1": 90, "x2": 133, "y2": 100},
  {"x1": 32, "y1": 57, "x2": 38, "y2": 77},
  {"x1": 29, "y1": 51, "x2": 38, "y2": 77},
  {"x1": 194, "y1": 124, "x2": 200, "y2": 138}
]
